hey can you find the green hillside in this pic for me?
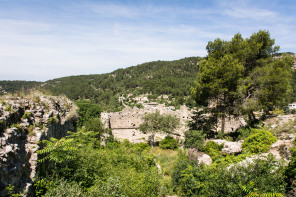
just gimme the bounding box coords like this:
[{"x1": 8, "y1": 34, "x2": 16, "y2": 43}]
[
  {"x1": 0, "y1": 80, "x2": 41, "y2": 95},
  {"x1": 0, "y1": 57, "x2": 202, "y2": 111},
  {"x1": 42, "y1": 57, "x2": 202, "y2": 110}
]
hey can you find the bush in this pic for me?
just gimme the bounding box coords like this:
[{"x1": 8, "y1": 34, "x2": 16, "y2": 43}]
[
  {"x1": 133, "y1": 142, "x2": 150, "y2": 152},
  {"x1": 184, "y1": 130, "x2": 205, "y2": 150},
  {"x1": 45, "y1": 179, "x2": 84, "y2": 197},
  {"x1": 87, "y1": 177, "x2": 124, "y2": 197},
  {"x1": 75, "y1": 100, "x2": 102, "y2": 127},
  {"x1": 159, "y1": 136, "x2": 178, "y2": 150},
  {"x1": 172, "y1": 154, "x2": 287, "y2": 197},
  {"x1": 202, "y1": 141, "x2": 224, "y2": 160},
  {"x1": 242, "y1": 128, "x2": 277, "y2": 154},
  {"x1": 235, "y1": 127, "x2": 253, "y2": 141},
  {"x1": 273, "y1": 107, "x2": 285, "y2": 116},
  {"x1": 47, "y1": 117, "x2": 59, "y2": 124},
  {"x1": 22, "y1": 112, "x2": 32, "y2": 120},
  {"x1": 136, "y1": 103, "x2": 144, "y2": 109}
]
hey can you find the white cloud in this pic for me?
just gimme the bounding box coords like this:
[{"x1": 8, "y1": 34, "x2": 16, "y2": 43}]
[{"x1": 0, "y1": 1, "x2": 295, "y2": 81}]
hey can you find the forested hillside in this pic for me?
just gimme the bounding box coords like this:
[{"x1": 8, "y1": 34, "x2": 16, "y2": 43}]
[
  {"x1": 0, "y1": 81, "x2": 41, "y2": 95},
  {"x1": 1, "y1": 53, "x2": 296, "y2": 112},
  {"x1": 0, "y1": 57, "x2": 201, "y2": 111},
  {"x1": 43, "y1": 57, "x2": 201, "y2": 98}
]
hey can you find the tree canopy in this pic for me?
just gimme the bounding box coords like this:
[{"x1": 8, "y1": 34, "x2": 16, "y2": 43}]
[{"x1": 192, "y1": 30, "x2": 294, "y2": 128}]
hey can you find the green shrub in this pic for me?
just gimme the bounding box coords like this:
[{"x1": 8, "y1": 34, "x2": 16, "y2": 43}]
[
  {"x1": 133, "y1": 142, "x2": 150, "y2": 152},
  {"x1": 172, "y1": 154, "x2": 286, "y2": 197},
  {"x1": 22, "y1": 112, "x2": 32, "y2": 119},
  {"x1": 136, "y1": 103, "x2": 144, "y2": 109},
  {"x1": 33, "y1": 96, "x2": 41, "y2": 103},
  {"x1": 203, "y1": 141, "x2": 223, "y2": 152},
  {"x1": 47, "y1": 117, "x2": 59, "y2": 124},
  {"x1": 6, "y1": 184, "x2": 20, "y2": 197},
  {"x1": 242, "y1": 128, "x2": 277, "y2": 154},
  {"x1": 184, "y1": 130, "x2": 205, "y2": 150},
  {"x1": 202, "y1": 141, "x2": 223, "y2": 160},
  {"x1": 5, "y1": 105, "x2": 12, "y2": 112},
  {"x1": 27, "y1": 125, "x2": 35, "y2": 136},
  {"x1": 159, "y1": 136, "x2": 178, "y2": 150},
  {"x1": 273, "y1": 107, "x2": 285, "y2": 116},
  {"x1": 44, "y1": 179, "x2": 84, "y2": 197},
  {"x1": 34, "y1": 178, "x2": 55, "y2": 197},
  {"x1": 235, "y1": 127, "x2": 253, "y2": 141},
  {"x1": 75, "y1": 100, "x2": 102, "y2": 127},
  {"x1": 88, "y1": 177, "x2": 124, "y2": 197}
]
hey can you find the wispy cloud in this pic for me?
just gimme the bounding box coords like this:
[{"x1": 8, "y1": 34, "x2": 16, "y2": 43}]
[{"x1": 0, "y1": 0, "x2": 295, "y2": 81}]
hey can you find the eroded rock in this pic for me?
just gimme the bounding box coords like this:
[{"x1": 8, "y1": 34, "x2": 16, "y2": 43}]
[
  {"x1": 188, "y1": 148, "x2": 212, "y2": 166},
  {"x1": 0, "y1": 95, "x2": 78, "y2": 196},
  {"x1": 211, "y1": 139, "x2": 243, "y2": 154}
]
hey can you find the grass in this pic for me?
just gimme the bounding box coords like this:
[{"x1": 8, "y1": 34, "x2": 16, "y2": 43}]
[
  {"x1": 147, "y1": 147, "x2": 179, "y2": 196},
  {"x1": 148, "y1": 147, "x2": 179, "y2": 176}
]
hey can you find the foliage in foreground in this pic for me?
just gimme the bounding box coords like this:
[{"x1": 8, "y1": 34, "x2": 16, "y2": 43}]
[
  {"x1": 36, "y1": 124, "x2": 161, "y2": 196},
  {"x1": 172, "y1": 153, "x2": 286, "y2": 197}
]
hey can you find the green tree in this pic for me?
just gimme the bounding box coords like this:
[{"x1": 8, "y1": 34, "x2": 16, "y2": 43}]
[
  {"x1": 192, "y1": 30, "x2": 293, "y2": 129},
  {"x1": 139, "y1": 111, "x2": 180, "y2": 146},
  {"x1": 75, "y1": 100, "x2": 102, "y2": 127},
  {"x1": 192, "y1": 54, "x2": 244, "y2": 132}
]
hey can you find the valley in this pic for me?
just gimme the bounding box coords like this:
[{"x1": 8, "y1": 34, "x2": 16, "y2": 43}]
[{"x1": 0, "y1": 31, "x2": 296, "y2": 197}]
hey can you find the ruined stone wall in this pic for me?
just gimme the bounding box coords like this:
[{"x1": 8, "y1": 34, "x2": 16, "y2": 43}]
[
  {"x1": 0, "y1": 96, "x2": 77, "y2": 196},
  {"x1": 102, "y1": 104, "x2": 193, "y2": 142},
  {"x1": 102, "y1": 103, "x2": 247, "y2": 142},
  {"x1": 217, "y1": 115, "x2": 247, "y2": 133}
]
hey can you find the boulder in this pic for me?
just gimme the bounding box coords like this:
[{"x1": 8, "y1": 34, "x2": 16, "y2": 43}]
[
  {"x1": 188, "y1": 148, "x2": 212, "y2": 166},
  {"x1": 211, "y1": 139, "x2": 243, "y2": 154}
]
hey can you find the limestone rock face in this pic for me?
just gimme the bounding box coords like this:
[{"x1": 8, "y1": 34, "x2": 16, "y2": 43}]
[
  {"x1": 0, "y1": 95, "x2": 77, "y2": 196},
  {"x1": 188, "y1": 148, "x2": 212, "y2": 166},
  {"x1": 211, "y1": 139, "x2": 243, "y2": 154}
]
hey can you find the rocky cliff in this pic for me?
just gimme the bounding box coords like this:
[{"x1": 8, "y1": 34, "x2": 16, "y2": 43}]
[{"x1": 0, "y1": 95, "x2": 77, "y2": 196}]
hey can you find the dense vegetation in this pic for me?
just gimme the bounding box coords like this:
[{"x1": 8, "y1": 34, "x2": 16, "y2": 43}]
[
  {"x1": 0, "y1": 57, "x2": 201, "y2": 111},
  {"x1": 192, "y1": 30, "x2": 295, "y2": 132},
  {"x1": 42, "y1": 57, "x2": 201, "y2": 111},
  {"x1": 0, "y1": 80, "x2": 41, "y2": 95}
]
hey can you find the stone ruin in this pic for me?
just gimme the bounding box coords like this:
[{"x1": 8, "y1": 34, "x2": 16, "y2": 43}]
[
  {"x1": 102, "y1": 104, "x2": 193, "y2": 143},
  {"x1": 102, "y1": 102, "x2": 247, "y2": 143},
  {"x1": 0, "y1": 95, "x2": 77, "y2": 196}
]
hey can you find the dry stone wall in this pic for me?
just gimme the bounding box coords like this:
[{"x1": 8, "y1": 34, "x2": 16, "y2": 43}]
[{"x1": 0, "y1": 95, "x2": 77, "y2": 196}]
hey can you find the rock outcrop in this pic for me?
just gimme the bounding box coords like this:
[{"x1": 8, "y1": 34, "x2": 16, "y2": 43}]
[
  {"x1": 0, "y1": 95, "x2": 77, "y2": 196},
  {"x1": 210, "y1": 139, "x2": 243, "y2": 154},
  {"x1": 188, "y1": 148, "x2": 212, "y2": 166}
]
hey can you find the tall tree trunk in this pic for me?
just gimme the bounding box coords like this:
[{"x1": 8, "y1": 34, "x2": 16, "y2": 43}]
[
  {"x1": 248, "y1": 111, "x2": 256, "y2": 126},
  {"x1": 149, "y1": 134, "x2": 155, "y2": 147},
  {"x1": 221, "y1": 114, "x2": 225, "y2": 133}
]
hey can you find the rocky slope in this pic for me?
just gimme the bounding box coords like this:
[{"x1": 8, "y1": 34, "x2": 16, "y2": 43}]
[{"x1": 0, "y1": 95, "x2": 77, "y2": 196}]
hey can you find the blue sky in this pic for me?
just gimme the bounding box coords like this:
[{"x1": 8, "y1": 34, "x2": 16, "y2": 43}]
[{"x1": 0, "y1": 0, "x2": 295, "y2": 81}]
